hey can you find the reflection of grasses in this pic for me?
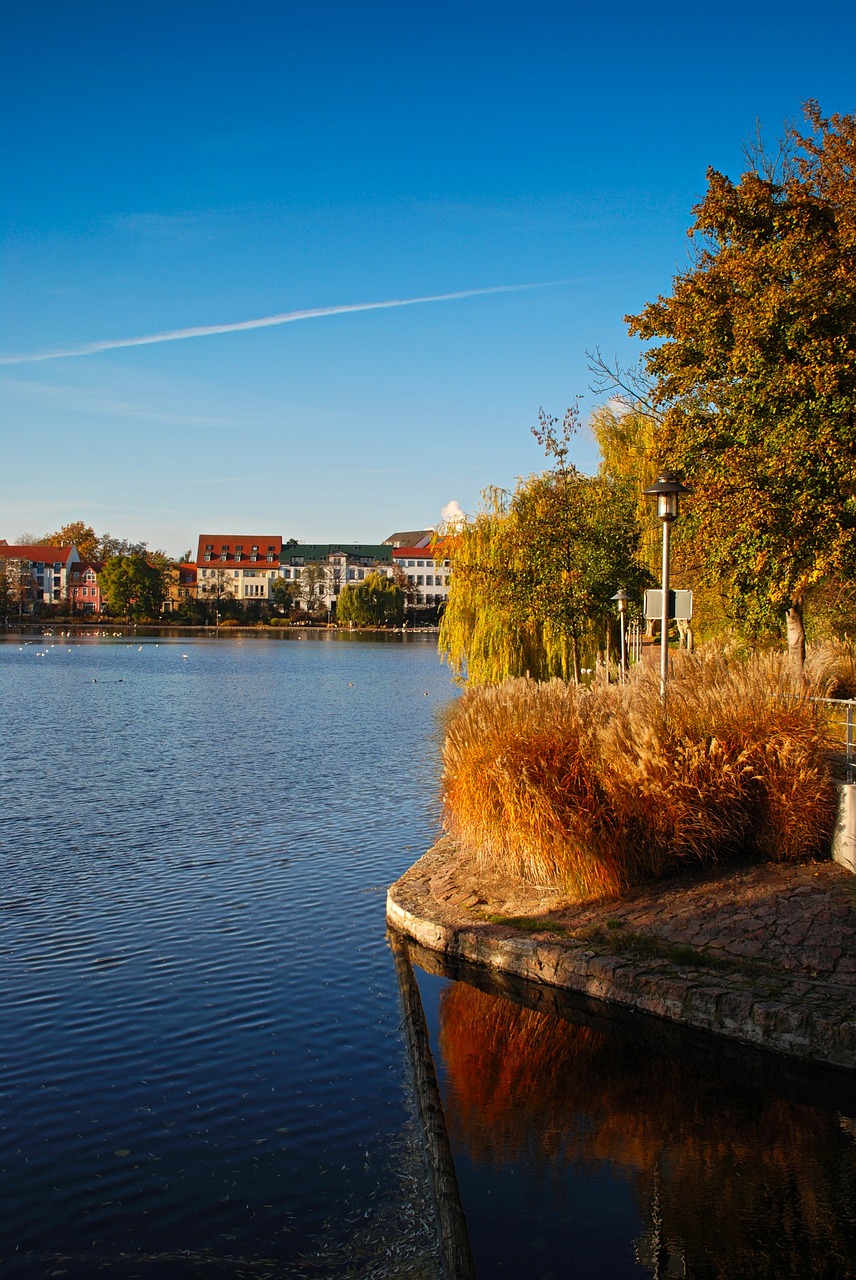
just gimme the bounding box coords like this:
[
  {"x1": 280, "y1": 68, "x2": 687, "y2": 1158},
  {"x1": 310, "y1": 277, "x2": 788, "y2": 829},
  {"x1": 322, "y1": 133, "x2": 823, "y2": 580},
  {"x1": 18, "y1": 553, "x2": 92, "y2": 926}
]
[
  {"x1": 442, "y1": 653, "x2": 836, "y2": 900},
  {"x1": 440, "y1": 981, "x2": 856, "y2": 1277}
]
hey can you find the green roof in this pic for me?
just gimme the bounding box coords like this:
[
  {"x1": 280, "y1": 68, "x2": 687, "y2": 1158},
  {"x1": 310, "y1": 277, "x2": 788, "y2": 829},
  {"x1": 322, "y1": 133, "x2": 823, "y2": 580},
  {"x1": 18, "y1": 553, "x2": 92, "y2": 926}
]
[{"x1": 282, "y1": 544, "x2": 393, "y2": 565}]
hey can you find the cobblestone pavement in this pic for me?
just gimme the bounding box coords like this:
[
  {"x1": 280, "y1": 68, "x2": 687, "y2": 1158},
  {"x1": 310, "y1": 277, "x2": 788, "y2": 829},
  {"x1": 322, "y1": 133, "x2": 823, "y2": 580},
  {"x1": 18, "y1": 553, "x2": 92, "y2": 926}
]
[
  {"x1": 429, "y1": 850, "x2": 856, "y2": 989},
  {"x1": 388, "y1": 839, "x2": 856, "y2": 1068}
]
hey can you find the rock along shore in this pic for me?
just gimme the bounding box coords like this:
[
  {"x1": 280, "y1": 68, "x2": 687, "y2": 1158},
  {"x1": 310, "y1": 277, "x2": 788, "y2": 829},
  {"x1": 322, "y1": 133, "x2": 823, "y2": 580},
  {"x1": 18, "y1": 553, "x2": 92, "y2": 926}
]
[{"x1": 387, "y1": 837, "x2": 856, "y2": 1070}]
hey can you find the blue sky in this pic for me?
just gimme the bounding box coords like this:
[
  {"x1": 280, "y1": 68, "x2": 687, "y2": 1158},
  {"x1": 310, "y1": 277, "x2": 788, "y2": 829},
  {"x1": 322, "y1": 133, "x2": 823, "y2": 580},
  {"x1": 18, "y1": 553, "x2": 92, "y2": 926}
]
[{"x1": 2, "y1": 1, "x2": 854, "y2": 556}]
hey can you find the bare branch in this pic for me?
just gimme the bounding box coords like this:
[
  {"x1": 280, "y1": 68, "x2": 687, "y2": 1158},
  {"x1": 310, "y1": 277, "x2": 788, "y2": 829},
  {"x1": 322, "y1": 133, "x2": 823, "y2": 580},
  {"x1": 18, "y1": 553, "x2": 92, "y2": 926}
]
[{"x1": 586, "y1": 348, "x2": 661, "y2": 420}]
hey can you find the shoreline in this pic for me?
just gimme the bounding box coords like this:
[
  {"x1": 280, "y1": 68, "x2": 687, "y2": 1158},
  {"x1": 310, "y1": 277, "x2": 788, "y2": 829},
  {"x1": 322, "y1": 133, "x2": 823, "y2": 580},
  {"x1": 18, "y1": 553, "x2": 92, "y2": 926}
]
[{"x1": 387, "y1": 838, "x2": 856, "y2": 1070}]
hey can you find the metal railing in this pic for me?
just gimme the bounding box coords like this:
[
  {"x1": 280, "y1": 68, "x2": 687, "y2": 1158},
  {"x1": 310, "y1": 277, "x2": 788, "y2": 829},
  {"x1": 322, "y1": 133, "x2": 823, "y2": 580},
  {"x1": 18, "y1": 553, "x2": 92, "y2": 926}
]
[{"x1": 813, "y1": 697, "x2": 856, "y2": 783}]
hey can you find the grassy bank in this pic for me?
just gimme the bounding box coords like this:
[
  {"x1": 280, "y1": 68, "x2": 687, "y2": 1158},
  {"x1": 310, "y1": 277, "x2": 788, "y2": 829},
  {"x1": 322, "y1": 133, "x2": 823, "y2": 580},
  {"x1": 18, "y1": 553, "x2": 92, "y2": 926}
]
[{"x1": 441, "y1": 652, "x2": 838, "y2": 901}]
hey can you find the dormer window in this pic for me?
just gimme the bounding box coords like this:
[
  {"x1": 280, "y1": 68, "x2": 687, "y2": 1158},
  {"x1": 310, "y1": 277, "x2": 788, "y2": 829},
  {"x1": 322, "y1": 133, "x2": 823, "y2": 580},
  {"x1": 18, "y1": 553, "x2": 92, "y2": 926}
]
[{"x1": 235, "y1": 545, "x2": 243, "y2": 559}]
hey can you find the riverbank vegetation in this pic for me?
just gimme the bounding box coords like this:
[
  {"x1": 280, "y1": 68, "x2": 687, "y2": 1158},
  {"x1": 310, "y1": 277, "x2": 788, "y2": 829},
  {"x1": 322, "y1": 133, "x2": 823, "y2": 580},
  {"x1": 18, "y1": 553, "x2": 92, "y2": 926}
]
[
  {"x1": 438, "y1": 405, "x2": 652, "y2": 684},
  {"x1": 438, "y1": 105, "x2": 856, "y2": 679},
  {"x1": 441, "y1": 652, "x2": 837, "y2": 900},
  {"x1": 435, "y1": 105, "x2": 854, "y2": 899}
]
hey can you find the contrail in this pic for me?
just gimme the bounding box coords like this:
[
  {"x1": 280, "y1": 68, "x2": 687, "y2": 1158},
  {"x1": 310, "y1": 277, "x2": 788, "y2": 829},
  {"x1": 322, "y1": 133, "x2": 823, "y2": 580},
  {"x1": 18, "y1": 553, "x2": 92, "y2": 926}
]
[{"x1": 0, "y1": 282, "x2": 560, "y2": 365}]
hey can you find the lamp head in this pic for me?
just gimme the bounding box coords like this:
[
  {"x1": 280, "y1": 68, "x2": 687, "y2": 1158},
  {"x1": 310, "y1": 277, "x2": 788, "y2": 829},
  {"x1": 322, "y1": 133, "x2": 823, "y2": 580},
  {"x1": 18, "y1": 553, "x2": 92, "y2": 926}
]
[{"x1": 642, "y1": 473, "x2": 691, "y2": 522}]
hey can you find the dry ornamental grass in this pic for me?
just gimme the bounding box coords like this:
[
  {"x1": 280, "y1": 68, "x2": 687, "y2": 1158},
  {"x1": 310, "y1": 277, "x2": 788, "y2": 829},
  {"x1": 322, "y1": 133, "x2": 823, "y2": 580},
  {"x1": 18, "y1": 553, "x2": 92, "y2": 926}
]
[{"x1": 441, "y1": 651, "x2": 838, "y2": 901}]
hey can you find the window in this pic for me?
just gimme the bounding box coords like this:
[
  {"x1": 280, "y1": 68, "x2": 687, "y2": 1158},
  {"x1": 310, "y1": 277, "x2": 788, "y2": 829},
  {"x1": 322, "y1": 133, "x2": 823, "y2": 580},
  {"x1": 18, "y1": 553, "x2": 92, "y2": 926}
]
[
  {"x1": 417, "y1": 575, "x2": 424, "y2": 586},
  {"x1": 417, "y1": 560, "x2": 425, "y2": 568},
  {"x1": 426, "y1": 575, "x2": 433, "y2": 586}
]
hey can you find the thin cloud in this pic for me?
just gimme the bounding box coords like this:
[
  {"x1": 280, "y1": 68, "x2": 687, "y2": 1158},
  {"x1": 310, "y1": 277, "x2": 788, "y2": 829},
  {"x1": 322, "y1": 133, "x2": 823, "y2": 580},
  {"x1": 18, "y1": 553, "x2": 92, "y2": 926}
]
[
  {"x1": 0, "y1": 282, "x2": 562, "y2": 366},
  {"x1": 1, "y1": 376, "x2": 248, "y2": 428}
]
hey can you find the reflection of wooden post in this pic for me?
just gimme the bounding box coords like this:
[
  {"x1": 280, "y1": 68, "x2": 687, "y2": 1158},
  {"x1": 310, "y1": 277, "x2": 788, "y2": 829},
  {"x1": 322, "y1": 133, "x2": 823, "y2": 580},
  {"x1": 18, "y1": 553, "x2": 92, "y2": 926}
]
[{"x1": 389, "y1": 932, "x2": 478, "y2": 1280}]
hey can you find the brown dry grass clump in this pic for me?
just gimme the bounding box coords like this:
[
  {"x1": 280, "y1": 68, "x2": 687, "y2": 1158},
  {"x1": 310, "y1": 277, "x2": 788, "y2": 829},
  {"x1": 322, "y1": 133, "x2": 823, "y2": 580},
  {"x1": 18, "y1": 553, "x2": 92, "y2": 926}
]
[
  {"x1": 806, "y1": 639, "x2": 856, "y2": 700},
  {"x1": 441, "y1": 652, "x2": 837, "y2": 900}
]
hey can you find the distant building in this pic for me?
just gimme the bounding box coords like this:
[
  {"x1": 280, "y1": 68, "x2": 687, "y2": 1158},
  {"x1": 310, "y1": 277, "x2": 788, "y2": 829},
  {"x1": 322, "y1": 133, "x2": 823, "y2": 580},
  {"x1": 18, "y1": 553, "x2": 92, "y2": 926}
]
[
  {"x1": 164, "y1": 563, "x2": 198, "y2": 613},
  {"x1": 383, "y1": 530, "x2": 435, "y2": 549},
  {"x1": 195, "y1": 535, "x2": 284, "y2": 605},
  {"x1": 389, "y1": 537, "x2": 451, "y2": 611},
  {"x1": 67, "y1": 560, "x2": 103, "y2": 614},
  {"x1": 190, "y1": 530, "x2": 448, "y2": 618},
  {"x1": 280, "y1": 543, "x2": 395, "y2": 612},
  {"x1": 0, "y1": 543, "x2": 80, "y2": 613}
]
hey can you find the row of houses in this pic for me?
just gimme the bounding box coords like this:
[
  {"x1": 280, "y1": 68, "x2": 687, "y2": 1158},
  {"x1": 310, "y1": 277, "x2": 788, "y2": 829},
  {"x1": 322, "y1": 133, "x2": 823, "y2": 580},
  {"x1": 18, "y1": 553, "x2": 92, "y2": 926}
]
[
  {"x1": 0, "y1": 530, "x2": 451, "y2": 617},
  {"x1": 0, "y1": 542, "x2": 105, "y2": 614},
  {"x1": 177, "y1": 529, "x2": 451, "y2": 613}
]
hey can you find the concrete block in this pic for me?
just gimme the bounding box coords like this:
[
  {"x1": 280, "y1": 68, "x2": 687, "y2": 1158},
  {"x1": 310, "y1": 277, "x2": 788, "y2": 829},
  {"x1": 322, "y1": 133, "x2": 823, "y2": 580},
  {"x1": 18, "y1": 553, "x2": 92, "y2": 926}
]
[{"x1": 832, "y1": 783, "x2": 856, "y2": 874}]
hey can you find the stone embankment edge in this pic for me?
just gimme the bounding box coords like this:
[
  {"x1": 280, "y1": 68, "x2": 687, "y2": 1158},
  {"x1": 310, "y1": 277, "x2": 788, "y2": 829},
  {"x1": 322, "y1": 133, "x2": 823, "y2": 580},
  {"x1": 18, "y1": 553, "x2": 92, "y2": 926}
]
[{"x1": 386, "y1": 844, "x2": 856, "y2": 1071}]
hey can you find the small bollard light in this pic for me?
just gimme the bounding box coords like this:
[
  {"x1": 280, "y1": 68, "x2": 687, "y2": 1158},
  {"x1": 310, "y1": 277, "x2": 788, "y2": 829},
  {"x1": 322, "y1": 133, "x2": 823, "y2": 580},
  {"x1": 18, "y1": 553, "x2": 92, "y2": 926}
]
[
  {"x1": 611, "y1": 588, "x2": 629, "y2": 683},
  {"x1": 642, "y1": 474, "x2": 691, "y2": 698}
]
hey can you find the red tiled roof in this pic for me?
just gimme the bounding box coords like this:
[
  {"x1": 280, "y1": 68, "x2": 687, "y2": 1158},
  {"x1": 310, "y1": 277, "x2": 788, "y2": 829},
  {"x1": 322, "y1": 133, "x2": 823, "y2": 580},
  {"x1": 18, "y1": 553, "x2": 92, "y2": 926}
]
[
  {"x1": 195, "y1": 535, "x2": 283, "y2": 567},
  {"x1": 392, "y1": 542, "x2": 449, "y2": 560},
  {"x1": 0, "y1": 544, "x2": 75, "y2": 564}
]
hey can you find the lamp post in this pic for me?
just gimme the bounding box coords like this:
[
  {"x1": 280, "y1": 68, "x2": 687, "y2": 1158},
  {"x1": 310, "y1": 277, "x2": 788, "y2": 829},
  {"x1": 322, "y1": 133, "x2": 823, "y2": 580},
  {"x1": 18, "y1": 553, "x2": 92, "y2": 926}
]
[
  {"x1": 611, "y1": 588, "x2": 629, "y2": 683},
  {"x1": 642, "y1": 473, "x2": 690, "y2": 698}
]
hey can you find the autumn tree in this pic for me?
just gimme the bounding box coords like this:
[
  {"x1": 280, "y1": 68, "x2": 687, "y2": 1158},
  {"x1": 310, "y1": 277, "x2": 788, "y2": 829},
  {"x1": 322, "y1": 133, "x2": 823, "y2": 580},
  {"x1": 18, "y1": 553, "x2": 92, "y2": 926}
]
[
  {"x1": 627, "y1": 102, "x2": 856, "y2": 668},
  {"x1": 43, "y1": 522, "x2": 99, "y2": 560},
  {"x1": 439, "y1": 406, "x2": 650, "y2": 683},
  {"x1": 0, "y1": 557, "x2": 34, "y2": 621},
  {"x1": 590, "y1": 402, "x2": 661, "y2": 576}
]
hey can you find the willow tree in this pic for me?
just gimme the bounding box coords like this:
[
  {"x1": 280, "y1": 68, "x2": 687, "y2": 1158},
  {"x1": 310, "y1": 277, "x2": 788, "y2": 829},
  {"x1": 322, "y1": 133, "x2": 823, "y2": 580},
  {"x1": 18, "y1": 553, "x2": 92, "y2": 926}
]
[
  {"x1": 439, "y1": 408, "x2": 649, "y2": 684},
  {"x1": 590, "y1": 402, "x2": 661, "y2": 577},
  {"x1": 628, "y1": 102, "x2": 856, "y2": 669},
  {"x1": 337, "y1": 572, "x2": 403, "y2": 626}
]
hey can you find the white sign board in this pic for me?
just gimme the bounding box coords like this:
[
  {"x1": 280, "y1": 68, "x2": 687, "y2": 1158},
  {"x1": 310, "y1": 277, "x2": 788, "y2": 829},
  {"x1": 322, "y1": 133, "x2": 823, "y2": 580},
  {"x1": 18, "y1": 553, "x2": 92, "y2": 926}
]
[{"x1": 644, "y1": 589, "x2": 693, "y2": 621}]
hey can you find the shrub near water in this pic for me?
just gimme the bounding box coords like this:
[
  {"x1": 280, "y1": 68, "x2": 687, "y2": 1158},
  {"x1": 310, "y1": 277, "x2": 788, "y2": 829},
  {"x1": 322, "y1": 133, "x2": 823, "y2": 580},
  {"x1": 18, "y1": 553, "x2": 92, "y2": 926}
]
[{"x1": 441, "y1": 653, "x2": 837, "y2": 900}]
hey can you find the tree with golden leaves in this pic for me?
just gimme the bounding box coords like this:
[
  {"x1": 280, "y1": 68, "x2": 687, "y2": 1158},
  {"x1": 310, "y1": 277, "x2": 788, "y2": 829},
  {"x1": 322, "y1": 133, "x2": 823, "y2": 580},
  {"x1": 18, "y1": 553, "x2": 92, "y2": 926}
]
[
  {"x1": 439, "y1": 406, "x2": 650, "y2": 683},
  {"x1": 628, "y1": 102, "x2": 856, "y2": 669}
]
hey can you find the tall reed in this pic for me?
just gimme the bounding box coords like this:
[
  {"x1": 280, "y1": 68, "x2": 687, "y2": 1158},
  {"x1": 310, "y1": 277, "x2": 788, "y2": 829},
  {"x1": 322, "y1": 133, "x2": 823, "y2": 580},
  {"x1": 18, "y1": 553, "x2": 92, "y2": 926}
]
[
  {"x1": 441, "y1": 651, "x2": 837, "y2": 900},
  {"x1": 806, "y1": 639, "x2": 856, "y2": 699}
]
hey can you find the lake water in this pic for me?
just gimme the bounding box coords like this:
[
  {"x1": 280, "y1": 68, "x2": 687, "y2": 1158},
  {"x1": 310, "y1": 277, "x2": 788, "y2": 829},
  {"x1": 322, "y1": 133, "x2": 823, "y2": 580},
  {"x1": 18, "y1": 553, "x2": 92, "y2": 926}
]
[{"x1": 1, "y1": 632, "x2": 854, "y2": 1279}]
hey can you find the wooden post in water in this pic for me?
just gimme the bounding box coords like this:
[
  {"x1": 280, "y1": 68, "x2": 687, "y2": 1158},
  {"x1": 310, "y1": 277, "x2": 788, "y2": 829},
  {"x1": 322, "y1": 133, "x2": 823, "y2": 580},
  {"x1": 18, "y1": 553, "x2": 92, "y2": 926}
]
[{"x1": 389, "y1": 931, "x2": 478, "y2": 1280}]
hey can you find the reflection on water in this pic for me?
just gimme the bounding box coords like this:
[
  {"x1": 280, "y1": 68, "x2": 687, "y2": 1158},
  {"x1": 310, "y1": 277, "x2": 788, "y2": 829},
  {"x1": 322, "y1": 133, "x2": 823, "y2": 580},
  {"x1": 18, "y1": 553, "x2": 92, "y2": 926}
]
[{"x1": 436, "y1": 979, "x2": 856, "y2": 1279}]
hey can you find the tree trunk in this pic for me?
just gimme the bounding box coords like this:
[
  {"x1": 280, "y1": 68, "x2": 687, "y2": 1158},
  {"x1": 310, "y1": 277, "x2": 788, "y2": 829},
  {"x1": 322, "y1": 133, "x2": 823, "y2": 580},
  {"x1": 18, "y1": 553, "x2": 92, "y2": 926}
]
[{"x1": 786, "y1": 600, "x2": 806, "y2": 677}]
